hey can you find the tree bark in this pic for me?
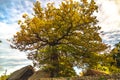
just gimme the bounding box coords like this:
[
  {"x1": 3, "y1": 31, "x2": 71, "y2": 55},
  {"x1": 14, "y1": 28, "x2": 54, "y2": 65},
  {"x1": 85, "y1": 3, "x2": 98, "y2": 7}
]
[{"x1": 49, "y1": 46, "x2": 59, "y2": 77}]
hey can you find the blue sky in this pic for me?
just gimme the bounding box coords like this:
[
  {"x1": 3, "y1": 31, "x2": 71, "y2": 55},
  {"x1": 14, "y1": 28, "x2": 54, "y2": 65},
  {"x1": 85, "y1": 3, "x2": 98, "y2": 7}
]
[
  {"x1": 0, "y1": 0, "x2": 120, "y2": 75},
  {"x1": 0, "y1": 0, "x2": 35, "y2": 75}
]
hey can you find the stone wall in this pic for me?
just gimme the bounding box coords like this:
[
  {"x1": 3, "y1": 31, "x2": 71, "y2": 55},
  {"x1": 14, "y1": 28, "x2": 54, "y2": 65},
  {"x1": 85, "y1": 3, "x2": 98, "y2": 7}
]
[{"x1": 36, "y1": 74, "x2": 120, "y2": 80}]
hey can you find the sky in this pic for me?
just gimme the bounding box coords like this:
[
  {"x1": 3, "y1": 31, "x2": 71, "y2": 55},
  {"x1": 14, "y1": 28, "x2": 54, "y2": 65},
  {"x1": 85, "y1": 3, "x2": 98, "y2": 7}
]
[
  {"x1": 0, "y1": 0, "x2": 35, "y2": 75},
  {"x1": 0, "y1": 0, "x2": 120, "y2": 75}
]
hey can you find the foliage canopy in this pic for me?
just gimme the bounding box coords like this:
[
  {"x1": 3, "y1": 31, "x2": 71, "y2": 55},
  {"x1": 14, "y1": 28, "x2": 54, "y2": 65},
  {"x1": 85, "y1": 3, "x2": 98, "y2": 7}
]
[
  {"x1": 94, "y1": 42, "x2": 120, "y2": 74},
  {"x1": 108, "y1": 42, "x2": 120, "y2": 73},
  {"x1": 11, "y1": 0, "x2": 107, "y2": 77}
]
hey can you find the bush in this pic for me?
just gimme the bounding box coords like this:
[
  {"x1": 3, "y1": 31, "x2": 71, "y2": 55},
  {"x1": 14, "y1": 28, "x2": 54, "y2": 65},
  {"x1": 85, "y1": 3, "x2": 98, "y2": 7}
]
[{"x1": 0, "y1": 75, "x2": 9, "y2": 80}]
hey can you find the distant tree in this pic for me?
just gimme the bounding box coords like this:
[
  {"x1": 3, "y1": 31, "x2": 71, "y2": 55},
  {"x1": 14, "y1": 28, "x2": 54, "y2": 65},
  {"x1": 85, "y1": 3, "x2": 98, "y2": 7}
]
[
  {"x1": 0, "y1": 40, "x2": 1, "y2": 43},
  {"x1": 111, "y1": 42, "x2": 120, "y2": 68},
  {"x1": 11, "y1": 0, "x2": 107, "y2": 77},
  {"x1": 100, "y1": 42, "x2": 120, "y2": 74}
]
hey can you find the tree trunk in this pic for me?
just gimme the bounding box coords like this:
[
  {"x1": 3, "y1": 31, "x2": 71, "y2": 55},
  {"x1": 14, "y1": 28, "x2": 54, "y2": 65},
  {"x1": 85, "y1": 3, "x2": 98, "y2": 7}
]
[{"x1": 49, "y1": 46, "x2": 59, "y2": 77}]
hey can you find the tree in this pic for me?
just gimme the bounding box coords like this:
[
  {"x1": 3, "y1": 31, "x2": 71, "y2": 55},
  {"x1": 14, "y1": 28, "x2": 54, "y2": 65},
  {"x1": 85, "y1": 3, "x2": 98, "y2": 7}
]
[
  {"x1": 99, "y1": 42, "x2": 120, "y2": 74},
  {"x1": 11, "y1": 0, "x2": 107, "y2": 77},
  {"x1": 111, "y1": 42, "x2": 120, "y2": 68}
]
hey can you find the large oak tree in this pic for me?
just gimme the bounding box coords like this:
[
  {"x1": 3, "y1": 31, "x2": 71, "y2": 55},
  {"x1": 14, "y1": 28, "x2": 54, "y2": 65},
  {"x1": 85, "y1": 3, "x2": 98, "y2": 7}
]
[{"x1": 11, "y1": 0, "x2": 107, "y2": 77}]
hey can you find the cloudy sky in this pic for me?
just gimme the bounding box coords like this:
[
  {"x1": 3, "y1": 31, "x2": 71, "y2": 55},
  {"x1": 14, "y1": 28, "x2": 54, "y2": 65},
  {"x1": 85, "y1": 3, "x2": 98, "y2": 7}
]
[
  {"x1": 0, "y1": 0, "x2": 35, "y2": 75},
  {"x1": 0, "y1": 0, "x2": 120, "y2": 75}
]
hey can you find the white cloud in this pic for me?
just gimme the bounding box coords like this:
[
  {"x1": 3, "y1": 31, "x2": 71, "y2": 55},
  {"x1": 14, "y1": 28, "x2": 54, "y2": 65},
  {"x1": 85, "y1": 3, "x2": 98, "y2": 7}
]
[
  {"x1": 0, "y1": 0, "x2": 34, "y2": 76},
  {"x1": 0, "y1": 22, "x2": 19, "y2": 39},
  {"x1": 95, "y1": 0, "x2": 120, "y2": 32},
  {"x1": 0, "y1": 27, "x2": 32, "y2": 75},
  {"x1": 0, "y1": 0, "x2": 34, "y2": 23}
]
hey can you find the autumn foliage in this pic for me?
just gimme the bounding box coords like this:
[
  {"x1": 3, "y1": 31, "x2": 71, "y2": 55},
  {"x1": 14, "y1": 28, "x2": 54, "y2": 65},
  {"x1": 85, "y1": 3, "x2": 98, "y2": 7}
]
[{"x1": 11, "y1": 0, "x2": 107, "y2": 77}]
